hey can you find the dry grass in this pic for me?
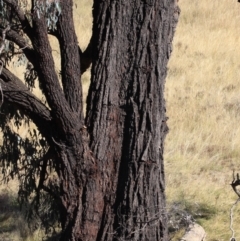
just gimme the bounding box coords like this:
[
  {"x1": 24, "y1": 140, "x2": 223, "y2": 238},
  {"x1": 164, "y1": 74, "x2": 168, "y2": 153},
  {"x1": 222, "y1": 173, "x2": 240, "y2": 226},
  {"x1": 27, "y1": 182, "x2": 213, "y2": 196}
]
[
  {"x1": 165, "y1": 0, "x2": 240, "y2": 240},
  {"x1": 1, "y1": 0, "x2": 240, "y2": 240}
]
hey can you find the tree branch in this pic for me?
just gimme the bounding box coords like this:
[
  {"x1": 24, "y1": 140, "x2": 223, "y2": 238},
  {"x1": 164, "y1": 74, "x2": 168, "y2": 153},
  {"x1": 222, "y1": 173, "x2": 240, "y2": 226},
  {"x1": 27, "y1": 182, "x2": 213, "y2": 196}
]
[
  {"x1": 0, "y1": 27, "x2": 37, "y2": 66},
  {"x1": 2, "y1": 0, "x2": 33, "y2": 39},
  {"x1": 55, "y1": 0, "x2": 83, "y2": 121},
  {"x1": 30, "y1": 8, "x2": 81, "y2": 135},
  {"x1": 0, "y1": 68, "x2": 52, "y2": 136},
  {"x1": 48, "y1": 30, "x2": 92, "y2": 74},
  {"x1": 0, "y1": 25, "x2": 10, "y2": 75}
]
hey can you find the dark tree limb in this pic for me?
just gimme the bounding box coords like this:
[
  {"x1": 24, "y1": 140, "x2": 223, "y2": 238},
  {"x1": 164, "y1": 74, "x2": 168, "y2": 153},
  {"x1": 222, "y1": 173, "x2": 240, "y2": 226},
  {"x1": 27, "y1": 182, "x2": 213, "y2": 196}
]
[
  {"x1": 30, "y1": 9, "x2": 81, "y2": 136},
  {"x1": 0, "y1": 68, "x2": 52, "y2": 136},
  {"x1": 2, "y1": 0, "x2": 33, "y2": 39},
  {"x1": 48, "y1": 30, "x2": 92, "y2": 75},
  {"x1": 55, "y1": 0, "x2": 83, "y2": 121},
  {"x1": 1, "y1": 27, "x2": 31, "y2": 50},
  {"x1": 0, "y1": 27, "x2": 38, "y2": 66}
]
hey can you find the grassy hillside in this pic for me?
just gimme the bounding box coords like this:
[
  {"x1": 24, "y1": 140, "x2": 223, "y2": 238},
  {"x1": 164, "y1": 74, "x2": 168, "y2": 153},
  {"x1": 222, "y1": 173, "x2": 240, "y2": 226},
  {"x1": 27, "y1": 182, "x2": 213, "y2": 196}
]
[
  {"x1": 1, "y1": 0, "x2": 240, "y2": 240},
  {"x1": 165, "y1": 0, "x2": 240, "y2": 240}
]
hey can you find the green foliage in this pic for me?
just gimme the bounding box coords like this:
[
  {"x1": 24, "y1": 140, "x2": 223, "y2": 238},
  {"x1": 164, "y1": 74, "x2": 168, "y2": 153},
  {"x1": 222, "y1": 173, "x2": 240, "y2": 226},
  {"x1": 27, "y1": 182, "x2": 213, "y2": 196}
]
[
  {"x1": 0, "y1": 0, "x2": 9, "y2": 26},
  {"x1": 34, "y1": 0, "x2": 61, "y2": 30},
  {"x1": 0, "y1": 0, "x2": 62, "y2": 33}
]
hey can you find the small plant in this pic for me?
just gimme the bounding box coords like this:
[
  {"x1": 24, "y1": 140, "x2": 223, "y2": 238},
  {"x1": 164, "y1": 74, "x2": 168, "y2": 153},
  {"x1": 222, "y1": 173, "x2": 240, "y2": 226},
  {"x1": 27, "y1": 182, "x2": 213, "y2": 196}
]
[
  {"x1": 168, "y1": 202, "x2": 195, "y2": 234},
  {"x1": 167, "y1": 200, "x2": 217, "y2": 240}
]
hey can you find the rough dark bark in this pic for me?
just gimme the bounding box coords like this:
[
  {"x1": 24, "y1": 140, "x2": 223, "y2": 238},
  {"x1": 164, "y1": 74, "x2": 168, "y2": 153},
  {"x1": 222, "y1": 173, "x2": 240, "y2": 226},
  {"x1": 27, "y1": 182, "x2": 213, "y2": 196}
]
[
  {"x1": 0, "y1": 0, "x2": 180, "y2": 240},
  {"x1": 56, "y1": 0, "x2": 83, "y2": 121},
  {"x1": 85, "y1": 0, "x2": 180, "y2": 240}
]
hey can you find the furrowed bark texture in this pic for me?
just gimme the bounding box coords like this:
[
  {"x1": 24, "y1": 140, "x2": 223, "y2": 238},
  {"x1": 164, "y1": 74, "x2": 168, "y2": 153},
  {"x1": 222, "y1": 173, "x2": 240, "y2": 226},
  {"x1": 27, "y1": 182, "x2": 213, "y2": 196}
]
[
  {"x1": 31, "y1": 7, "x2": 82, "y2": 137},
  {"x1": 1, "y1": 0, "x2": 179, "y2": 240},
  {"x1": 86, "y1": 0, "x2": 180, "y2": 240},
  {"x1": 57, "y1": 0, "x2": 83, "y2": 121}
]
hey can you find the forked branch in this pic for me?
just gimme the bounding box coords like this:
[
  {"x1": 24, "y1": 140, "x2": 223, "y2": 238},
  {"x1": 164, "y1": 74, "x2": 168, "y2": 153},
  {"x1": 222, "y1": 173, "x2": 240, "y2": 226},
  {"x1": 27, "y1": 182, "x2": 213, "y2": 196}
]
[
  {"x1": 55, "y1": 0, "x2": 83, "y2": 120},
  {"x1": 30, "y1": 7, "x2": 81, "y2": 133}
]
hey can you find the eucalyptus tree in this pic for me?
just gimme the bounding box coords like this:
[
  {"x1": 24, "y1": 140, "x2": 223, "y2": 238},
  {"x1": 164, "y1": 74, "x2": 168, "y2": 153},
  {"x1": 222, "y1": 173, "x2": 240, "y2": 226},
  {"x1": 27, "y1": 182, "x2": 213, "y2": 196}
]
[{"x1": 0, "y1": 0, "x2": 180, "y2": 240}]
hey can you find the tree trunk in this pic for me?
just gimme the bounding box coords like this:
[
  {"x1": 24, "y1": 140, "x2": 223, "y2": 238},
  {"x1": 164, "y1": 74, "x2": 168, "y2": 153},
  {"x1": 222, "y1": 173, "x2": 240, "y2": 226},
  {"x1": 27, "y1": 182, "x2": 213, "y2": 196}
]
[
  {"x1": 0, "y1": 0, "x2": 180, "y2": 240},
  {"x1": 84, "y1": 0, "x2": 179, "y2": 240},
  {"x1": 57, "y1": 0, "x2": 179, "y2": 239}
]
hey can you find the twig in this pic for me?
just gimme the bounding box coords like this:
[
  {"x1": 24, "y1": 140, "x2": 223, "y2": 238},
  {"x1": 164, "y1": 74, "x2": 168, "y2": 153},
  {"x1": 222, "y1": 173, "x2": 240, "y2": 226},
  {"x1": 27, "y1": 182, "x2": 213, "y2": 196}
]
[{"x1": 52, "y1": 137, "x2": 67, "y2": 148}]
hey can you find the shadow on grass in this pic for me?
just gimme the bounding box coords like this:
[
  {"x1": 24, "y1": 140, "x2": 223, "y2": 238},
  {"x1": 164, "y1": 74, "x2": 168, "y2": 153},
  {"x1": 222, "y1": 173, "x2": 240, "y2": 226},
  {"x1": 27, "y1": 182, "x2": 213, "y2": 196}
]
[
  {"x1": 0, "y1": 188, "x2": 30, "y2": 241},
  {"x1": 0, "y1": 188, "x2": 62, "y2": 241}
]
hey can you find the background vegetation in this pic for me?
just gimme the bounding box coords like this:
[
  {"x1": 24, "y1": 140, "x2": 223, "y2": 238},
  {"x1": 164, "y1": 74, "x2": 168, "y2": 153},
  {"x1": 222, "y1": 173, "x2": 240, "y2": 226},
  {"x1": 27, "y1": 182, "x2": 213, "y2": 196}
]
[
  {"x1": 1, "y1": 0, "x2": 240, "y2": 240},
  {"x1": 165, "y1": 0, "x2": 240, "y2": 240}
]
